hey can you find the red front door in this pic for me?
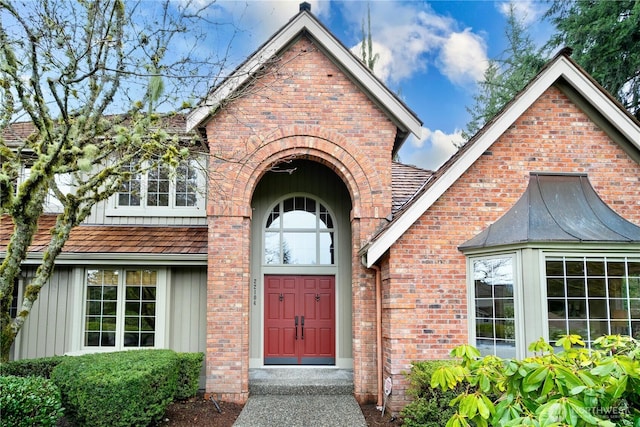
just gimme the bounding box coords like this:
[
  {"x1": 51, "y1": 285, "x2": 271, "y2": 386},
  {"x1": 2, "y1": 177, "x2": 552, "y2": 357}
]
[{"x1": 264, "y1": 275, "x2": 335, "y2": 365}]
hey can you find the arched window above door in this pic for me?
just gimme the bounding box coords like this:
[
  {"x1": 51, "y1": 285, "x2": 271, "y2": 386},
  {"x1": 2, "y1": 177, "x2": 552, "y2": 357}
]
[{"x1": 264, "y1": 196, "x2": 335, "y2": 265}]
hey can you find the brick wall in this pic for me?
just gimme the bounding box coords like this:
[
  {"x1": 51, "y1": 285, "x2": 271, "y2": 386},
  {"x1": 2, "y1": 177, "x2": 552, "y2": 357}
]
[
  {"x1": 204, "y1": 35, "x2": 399, "y2": 402},
  {"x1": 382, "y1": 85, "x2": 640, "y2": 411}
]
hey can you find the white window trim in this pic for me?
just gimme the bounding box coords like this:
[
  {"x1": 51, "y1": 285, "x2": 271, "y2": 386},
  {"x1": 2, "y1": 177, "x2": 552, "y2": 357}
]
[
  {"x1": 262, "y1": 193, "x2": 337, "y2": 266},
  {"x1": 106, "y1": 158, "x2": 206, "y2": 217},
  {"x1": 68, "y1": 267, "x2": 168, "y2": 355},
  {"x1": 467, "y1": 252, "x2": 524, "y2": 359},
  {"x1": 540, "y1": 251, "x2": 640, "y2": 347}
]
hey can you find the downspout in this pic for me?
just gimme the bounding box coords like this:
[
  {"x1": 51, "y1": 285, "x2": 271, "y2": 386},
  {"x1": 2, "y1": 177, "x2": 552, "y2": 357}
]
[{"x1": 370, "y1": 264, "x2": 383, "y2": 409}]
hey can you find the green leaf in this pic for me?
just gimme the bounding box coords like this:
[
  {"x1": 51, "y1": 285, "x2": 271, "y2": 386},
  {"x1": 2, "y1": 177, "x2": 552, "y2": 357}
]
[
  {"x1": 524, "y1": 366, "x2": 549, "y2": 392},
  {"x1": 569, "y1": 385, "x2": 587, "y2": 395},
  {"x1": 591, "y1": 362, "x2": 615, "y2": 377},
  {"x1": 605, "y1": 375, "x2": 628, "y2": 400},
  {"x1": 566, "y1": 397, "x2": 599, "y2": 424},
  {"x1": 460, "y1": 394, "x2": 478, "y2": 418}
]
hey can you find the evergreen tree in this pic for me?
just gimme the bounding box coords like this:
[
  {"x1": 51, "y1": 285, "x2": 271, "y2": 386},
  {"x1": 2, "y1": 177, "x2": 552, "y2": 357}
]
[
  {"x1": 546, "y1": 0, "x2": 640, "y2": 119},
  {"x1": 360, "y1": 3, "x2": 379, "y2": 73},
  {"x1": 464, "y1": 5, "x2": 546, "y2": 139}
]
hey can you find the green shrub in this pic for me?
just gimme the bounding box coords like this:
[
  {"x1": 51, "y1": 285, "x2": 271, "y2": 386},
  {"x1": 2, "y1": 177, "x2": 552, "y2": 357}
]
[
  {"x1": 401, "y1": 360, "x2": 463, "y2": 427},
  {"x1": 431, "y1": 335, "x2": 640, "y2": 427},
  {"x1": 175, "y1": 352, "x2": 204, "y2": 400},
  {"x1": 0, "y1": 375, "x2": 64, "y2": 427},
  {"x1": 0, "y1": 355, "x2": 66, "y2": 378},
  {"x1": 51, "y1": 349, "x2": 179, "y2": 427}
]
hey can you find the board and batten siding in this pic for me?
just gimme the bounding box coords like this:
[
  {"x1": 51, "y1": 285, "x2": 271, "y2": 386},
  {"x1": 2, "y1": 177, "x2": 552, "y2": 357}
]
[
  {"x1": 169, "y1": 267, "x2": 207, "y2": 353},
  {"x1": 83, "y1": 198, "x2": 207, "y2": 226},
  {"x1": 14, "y1": 267, "x2": 74, "y2": 360}
]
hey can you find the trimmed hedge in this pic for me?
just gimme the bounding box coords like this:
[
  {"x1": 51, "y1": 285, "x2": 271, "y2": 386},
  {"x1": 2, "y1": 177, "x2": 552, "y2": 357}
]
[
  {"x1": 0, "y1": 355, "x2": 66, "y2": 378},
  {"x1": 0, "y1": 375, "x2": 64, "y2": 427},
  {"x1": 401, "y1": 360, "x2": 463, "y2": 427},
  {"x1": 175, "y1": 352, "x2": 204, "y2": 400},
  {"x1": 51, "y1": 350, "x2": 179, "y2": 427}
]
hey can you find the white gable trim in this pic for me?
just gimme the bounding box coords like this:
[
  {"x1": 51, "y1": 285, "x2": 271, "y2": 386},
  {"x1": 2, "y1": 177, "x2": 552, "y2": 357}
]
[
  {"x1": 186, "y1": 12, "x2": 422, "y2": 137},
  {"x1": 364, "y1": 56, "x2": 640, "y2": 268}
]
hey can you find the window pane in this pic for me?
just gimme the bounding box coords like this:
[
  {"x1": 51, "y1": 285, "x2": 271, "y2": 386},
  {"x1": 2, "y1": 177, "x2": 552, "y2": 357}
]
[
  {"x1": 566, "y1": 260, "x2": 585, "y2": 276},
  {"x1": 266, "y1": 205, "x2": 280, "y2": 229},
  {"x1": 546, "y1": 257, "x2": 640, "y2": 348},
  {"x1": 319, "y1": 205, "x2": 333, "y2": 229},
  {"x1": 282, "y1": 210, "x2": 316, "y2": 228},
  {"x1": 547, "y1": 278, "x2": 565, "y2": 297},
  {"x1": 608, "y1": 278, "x2": 626, "y2": 298},
  {"x1": 607, "y1": 261, "x2": 626, "y2": 276},
  {"x1": 123, "y1": 270, "x2": 157, "y2": 348},
  {"x1": 472, "y1": 257, "x2": 515, "y2": 357},
  {"x1": 476, "y1": 299, "x2": 494, "y2": 318},
  {"x1": 586, "y1": 260, "x2": 605, "y2": 276},
  {"x1": 588, "y1": 299, "x2": 607, "y2": 319},
  {"x1": 265, "y1": 232, "x2": 280, "y2": 264},
  {"x1": 567, "y1": 278, "x2": 585, "y2": 297},
  {"x1": 548, "y1": 300, "x2": 566, "y2": 319},
  {"x1": 587, "y1": 278, "x2": 606, "y2": 297},
  {"x1": 118, "y1": 163, "x2": 141, "y2": 206},
  {"x1": 140, "y1": 333, "x2": 155, "y2": 347},
  {"x1": 546, "y1": 260, "x2": 564, "y2": 276},
  {"x1": 319, "y1": 232, "x2": 334, "y2": 265},
  {"x1": 147, "y1": 164, "x2": 170, "y2": 207},
  {"x1": 84, "y1": 270, "x2": 118, "y2": 348},
  {"x1": 282, "y1": 232, "x2": 316, "y2": 264}
]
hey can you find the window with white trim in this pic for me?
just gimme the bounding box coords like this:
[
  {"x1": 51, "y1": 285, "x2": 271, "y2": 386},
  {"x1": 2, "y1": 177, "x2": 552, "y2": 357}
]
[
  {"x1": 264, "y1": 196, "x2": 335, "y2": 265},
  {"x1": 470, "y1": 255, "x2": 518, "y2": 358},
  {"x1": 466, "y1": 251, "x2": 640, "y2": 357},
  {"x1": 109, "y1": 158, "x2": 205, "y2": 216},
  {"x1": 83, "y1": 268, "x2": 162, "y2": 349},
  {"x1": 546, "y1": 256, "x2": 640, "y2": 348}
]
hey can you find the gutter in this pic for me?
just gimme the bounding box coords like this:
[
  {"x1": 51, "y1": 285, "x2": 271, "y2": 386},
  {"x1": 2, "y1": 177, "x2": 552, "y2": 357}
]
[
  {"x1": 0, "y1": 252, "x2": 208, "y2": 266},
  {"x1": 370, "y1": 263, "x2": 383, "y2": 409}
]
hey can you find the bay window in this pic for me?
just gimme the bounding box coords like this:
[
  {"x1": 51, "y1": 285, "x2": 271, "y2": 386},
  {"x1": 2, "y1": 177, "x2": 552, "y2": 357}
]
[{"x1": 466, "y1": 250, "x2": 640, "y2": 358}]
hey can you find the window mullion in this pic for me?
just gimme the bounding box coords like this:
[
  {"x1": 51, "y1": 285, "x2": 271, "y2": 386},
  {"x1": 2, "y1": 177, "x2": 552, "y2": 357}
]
[
  {"x1": 141, "y1": 165, "x2": 149, "y2": 209},
  {"x1": 115, "y1": 270, "x2": 125, "y2": 350}
]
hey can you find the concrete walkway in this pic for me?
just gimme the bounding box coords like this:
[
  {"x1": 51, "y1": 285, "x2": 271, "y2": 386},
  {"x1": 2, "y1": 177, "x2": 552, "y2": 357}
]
[
  {"x1": 232, "y1": 395, "x2": 366, "y2": 427},
  {"x1": 232, "y1": 368, "x2": 367, "y2": 427}
]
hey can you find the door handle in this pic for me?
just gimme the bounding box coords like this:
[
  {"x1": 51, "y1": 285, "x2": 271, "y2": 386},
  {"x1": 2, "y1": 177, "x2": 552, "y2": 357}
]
[
  {"x1": 294, "y1": 316, "x2": 298, "y2": 340},
  {"x1": 301, "y1": 316, "x2": 304, "y2": 340}
]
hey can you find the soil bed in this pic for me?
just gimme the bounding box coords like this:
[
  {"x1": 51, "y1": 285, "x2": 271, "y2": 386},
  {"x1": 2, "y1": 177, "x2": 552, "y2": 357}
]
[{"x1": 155, "y1": 394, "x2": 402, "y2": 427}]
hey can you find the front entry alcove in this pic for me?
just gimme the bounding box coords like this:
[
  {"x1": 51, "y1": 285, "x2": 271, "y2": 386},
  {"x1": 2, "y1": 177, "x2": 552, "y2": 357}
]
[{"x1": 249, "y1": 159, "x2": 353, "y2": 369}]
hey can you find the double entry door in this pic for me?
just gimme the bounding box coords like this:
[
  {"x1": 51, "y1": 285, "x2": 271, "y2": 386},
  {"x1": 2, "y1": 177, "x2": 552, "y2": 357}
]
[{"x1": 264, "y1": 275, "x2": 335, "y2": 365}]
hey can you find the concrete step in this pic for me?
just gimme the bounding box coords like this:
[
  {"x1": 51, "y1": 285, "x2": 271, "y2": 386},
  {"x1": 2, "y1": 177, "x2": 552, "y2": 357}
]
[{"x1": 248, "y1": 368, "x2": 354, "y2": 396}]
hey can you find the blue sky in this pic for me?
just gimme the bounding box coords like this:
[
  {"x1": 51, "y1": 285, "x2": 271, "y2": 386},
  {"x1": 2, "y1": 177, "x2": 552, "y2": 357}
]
[{"x1": 179, "y1": 0, "x2": 555, "y2": 170}]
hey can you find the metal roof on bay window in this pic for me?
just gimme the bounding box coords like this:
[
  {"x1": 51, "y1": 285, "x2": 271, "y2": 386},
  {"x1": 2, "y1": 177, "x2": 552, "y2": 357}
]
[{"x1": 459, "y1": 173, "x2": 640, "y2": 251}]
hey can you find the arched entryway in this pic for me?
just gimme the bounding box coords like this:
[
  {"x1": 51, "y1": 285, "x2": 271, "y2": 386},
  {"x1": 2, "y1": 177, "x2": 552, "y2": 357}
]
[{"x1": 249, "y1": 160, "x2": 353, "y2": 368}]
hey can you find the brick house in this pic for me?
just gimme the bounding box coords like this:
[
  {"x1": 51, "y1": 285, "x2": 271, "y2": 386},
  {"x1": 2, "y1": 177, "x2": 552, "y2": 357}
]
[{"x1": 3, "y1": 5, "x2": 640, "y2": 413}]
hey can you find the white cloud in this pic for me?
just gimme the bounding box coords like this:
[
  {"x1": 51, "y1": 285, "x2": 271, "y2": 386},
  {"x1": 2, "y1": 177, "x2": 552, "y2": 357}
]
[
  {"x1": 497, "y1": 1, "x2": 543, "y2": 26},
  {"x1": 213, "y1": 0, "x2": 331, "y2": 41},
  {"x1": 350, "y1": 40, "x2": 393, "y2": 82},
  {"x1": 438, "y1": 29, "x2": 488, "y2": 85},
  {"x1": 402, "y1": 127, "x2": 465, "y2": 170},
  {"x1": 343, "y1": 2, "x2": 488, "y2": 86}
]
